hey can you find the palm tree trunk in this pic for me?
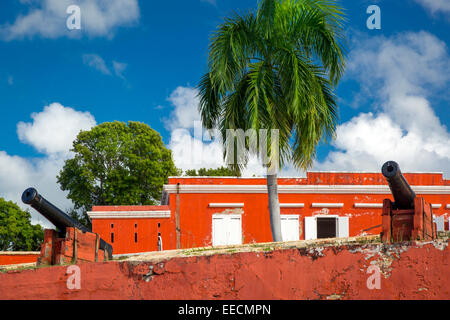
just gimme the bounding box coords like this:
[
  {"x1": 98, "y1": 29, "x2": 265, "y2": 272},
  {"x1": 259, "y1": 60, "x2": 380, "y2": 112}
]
[{"x1": 267, "y1": 171, "x2": 282, "y2": 242}]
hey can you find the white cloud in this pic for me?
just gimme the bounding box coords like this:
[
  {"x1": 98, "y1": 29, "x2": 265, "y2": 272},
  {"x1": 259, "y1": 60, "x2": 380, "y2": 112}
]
[
  {"x1": 165, "y1": 86, "x2": 224, "y2": 172},
  {"x1": 17, "y1": 102, "x2": 96, "y2": 155},
  {"x1": 0, "y1": 103, "x2": 97, "y2": 227},
  {"x1": 316, "y1": 31, "x2": 450, "y2": 175},
  {"x1": 169, "y1": 128, "x2": 224, "y2": 172},
  {"x1": 83, "y1": 54, "x2": 111, "y2": 75},
  {"x1": 0, "y1": 152, "x2": 69, "y2": 226},
  {"x1": 165, "y1": 86, "x2": 301, "y2": 177},
  {"x1": 415, "y1": 0, "x2": 450, "y2": 16},
  {"x1": 112, "y1": 61, "x2": 127, "y2": 79},
  {"x1": 83, "y1": 54, "x2": 128, "y2": 80},
  {"x1": 165, "y1": 86, "x2": 202, "y2": 131},
  {"x1": 0, "y1": 0, "x2": 140, "y2": 41}
]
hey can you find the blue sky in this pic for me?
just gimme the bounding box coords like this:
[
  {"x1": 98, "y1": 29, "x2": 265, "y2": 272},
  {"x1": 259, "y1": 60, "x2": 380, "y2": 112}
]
[{"x1": 0, "y1": 0, "x2": 449, "y2": 216}]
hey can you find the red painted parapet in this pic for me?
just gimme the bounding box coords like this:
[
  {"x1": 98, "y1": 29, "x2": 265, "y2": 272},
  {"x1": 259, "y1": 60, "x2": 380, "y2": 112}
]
[
  {"x1": 38, "y1": 227, "x2": 109, "y2": 266},
  {"x1": 0, "y1": 252, "x2": 39, "y2": 266},
  {"x1": 381, "y1": 161, "x2": 437, "y2": 243}
]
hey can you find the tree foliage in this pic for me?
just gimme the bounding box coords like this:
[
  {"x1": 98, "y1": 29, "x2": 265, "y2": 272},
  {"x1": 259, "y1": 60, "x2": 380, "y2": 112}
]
[
  {"x1": 0, "y1": 198, "x2": 44, "y2": 251},
  {"x1": 58, "y1": 121, "x2": 179, "y2": 218},
  {"x1": 184, "y1": 166, "x2": 241, "y2": 177},
  {"x1": 197, "y1": 0, "x2": 347, "y2": 242},
  {"x1": 198, "y1": 0, "x2": 347, "y2": 171}
]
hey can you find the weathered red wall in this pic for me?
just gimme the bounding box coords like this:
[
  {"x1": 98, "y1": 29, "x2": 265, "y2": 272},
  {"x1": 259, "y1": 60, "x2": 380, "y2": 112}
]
[
  {"x1": 0, "y1": 240, "x2": 448, "y2": 300},
  {"x1": 92, "y1": 217, "x2": 173, "y2": 254},
  {"x1": 0, "y1": 252, "x2": 39, "y2": 266},
  {"x1": 91, "y1": 205, "x2": 174, "y2": 254},
  {"x1": 171, "y1": 192, "x2": 449, "y2": 248}
]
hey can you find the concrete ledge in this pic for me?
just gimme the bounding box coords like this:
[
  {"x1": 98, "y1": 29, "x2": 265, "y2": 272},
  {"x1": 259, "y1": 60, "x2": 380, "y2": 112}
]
[
  {"x1": 0, "y1": 252, "x2": 40, "y2": 255},
  {"x1": 124, "y1": 235, "x2": 381, "y2": 263},
  {"x1": 0, "y1": 263, "x2": 37, "y2": 271}
]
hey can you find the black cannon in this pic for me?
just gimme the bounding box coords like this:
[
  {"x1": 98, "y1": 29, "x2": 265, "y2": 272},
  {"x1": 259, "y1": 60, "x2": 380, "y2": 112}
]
[
  {"x1": 22, "y1": 188, "x2": 113, "y2": 263},
  {"x1": 381, "y1": 161, "x2": 416, "y2": 209},
  {"x1": 381, "y1": 161, "x2": 436, "y2": 242}
]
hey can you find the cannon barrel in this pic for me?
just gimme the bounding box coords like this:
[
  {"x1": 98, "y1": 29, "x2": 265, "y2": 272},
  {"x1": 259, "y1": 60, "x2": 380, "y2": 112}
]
[
  {"x1": 382, "y1": 161, "x2": 416, "y2": 209},
  {"x1": 22, "y1": 188, "x2": 112, "y2": 259}
]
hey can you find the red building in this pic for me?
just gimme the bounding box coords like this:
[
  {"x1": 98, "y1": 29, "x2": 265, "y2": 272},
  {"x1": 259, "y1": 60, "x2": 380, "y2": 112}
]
[{"x1": 88, "y1": 171, "x2": 450, "y2": 255}]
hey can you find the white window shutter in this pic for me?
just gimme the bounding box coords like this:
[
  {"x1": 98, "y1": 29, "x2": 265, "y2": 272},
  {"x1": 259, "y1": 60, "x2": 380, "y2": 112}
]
[
  {"x1": 280, "y1": 215, "x2": 300, "y2": 241},
  {"x1": 338, "y1": 217, "x2": 349, "y2": 238},
  {"x1": 304, "y1": 217, "x2": 317, "y2": 240},
  {"x1": 228, "y1": 216, "x2": 242, "y2": 245},
  {"x1": 212, "y1": 216, "x2": 227, "y2": 246},
  {"x1": 212, "y1": 214, "x2": 242, "y2": 246},
  {"x1": 434, "y1": 216, "x2": 445, "y2": 232}
]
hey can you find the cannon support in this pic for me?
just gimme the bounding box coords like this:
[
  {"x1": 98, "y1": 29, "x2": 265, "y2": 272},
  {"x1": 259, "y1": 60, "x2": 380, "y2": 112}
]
[
  {"x1": 22, "y1": 188, "x2": 113, "y2": 265},
  {"x1": 382, "y1": 161, "x2": 416, "y2": 209},
  {"x1": 381, "y1": 162, "x2": 437, "y2": 243}
]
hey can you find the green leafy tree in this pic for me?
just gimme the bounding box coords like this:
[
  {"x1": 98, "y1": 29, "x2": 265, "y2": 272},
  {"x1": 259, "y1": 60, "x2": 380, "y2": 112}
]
[
  {"x1": 58, "y1": 121, "x2": 179, "y2": 225},
  {"x1": 0, "y1": 198, "x2": 44, "y2": 251},
  {"x1": 184, "y1": 166, "x2": 241, "y2": 177},
  {"x1": 66, "y1": 207, "x2": 91, "y2": 230},
  {"x1": 198, "y1": 0, "x2": 346, "y2": 241}
]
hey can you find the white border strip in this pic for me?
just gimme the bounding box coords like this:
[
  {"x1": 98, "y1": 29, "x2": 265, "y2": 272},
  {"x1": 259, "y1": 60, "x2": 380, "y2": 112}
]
[
  {"x1": 280, "y1": 203, "x2": 305, "y2": 208},
  {"x1": 432, "y1": 204, "x2": 442, "y2": 209},
  {"x1": 163, "y1": 184, "x2": 450, "y2": 195},
  {"x1": 0, "y1": 251, "x2": 40, "y2": 255},
  {"x1": 209, "y1": 203, "x2": 244, "y2": 208},
  {"x1": 311, "y1": 203, "x2": 344, "y2": 208},
  {"x1": 354, "y1": 203, "x2": 383, "y2": 208},
  {"x1": 87, "y1": 211, "x2": 171, "y2": 219}
]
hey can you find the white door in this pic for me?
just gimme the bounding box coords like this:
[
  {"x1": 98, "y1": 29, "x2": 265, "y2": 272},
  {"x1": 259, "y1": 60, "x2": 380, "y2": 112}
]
[
  {"x1": 212, "y1": 214, "x2": 242, "y2": 246},
  {"x1": 304, "y1": 217, "x2": 317, "y2": 240},
  {"x1": 281, "y1": 215, "x2": 300, "y2": 241}
]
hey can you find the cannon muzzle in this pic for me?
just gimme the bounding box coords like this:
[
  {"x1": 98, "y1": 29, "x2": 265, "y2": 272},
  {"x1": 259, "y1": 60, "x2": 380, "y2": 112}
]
[
  {"x1": 22, "y1": 188, "x2": 112, "y2": 259},
  {"x1": 22, "y1": 187, "x2": 89, "y2": 233},
  {"x1": 382, "y1": 161, "x2": 416, "y2": 209}
]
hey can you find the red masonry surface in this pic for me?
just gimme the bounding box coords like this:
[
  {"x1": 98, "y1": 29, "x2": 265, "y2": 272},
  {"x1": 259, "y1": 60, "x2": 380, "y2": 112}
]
[
  {"x1": 0, "y1": 239, "x2": 448, "y2": 300},
  {"x1": 90, "y1": 172, "x2": 450, "y2": 255},
  {"x1": 36, "y1": 228, "x2": 108, "y2": 266},
  {"x1": 0, "y1": 252, "x2": 39, "y2": 266}
]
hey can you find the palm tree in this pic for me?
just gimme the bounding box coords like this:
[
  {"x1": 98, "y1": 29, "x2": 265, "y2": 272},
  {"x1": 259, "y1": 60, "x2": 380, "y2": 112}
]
[{"x1": 197, "y1": 0, "x2": 346, "y2": 242}]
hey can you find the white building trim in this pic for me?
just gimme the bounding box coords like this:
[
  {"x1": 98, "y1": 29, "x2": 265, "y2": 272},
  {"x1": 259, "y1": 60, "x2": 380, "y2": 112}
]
[
  {"x1": 447, "y1": 204, "x2": 450, "y2": 209},
  {"x1": 0, "y1": 251, "x2": 40, "y2": 255},
  {"x1": 432, "y1": 204, "x2": 442, "y2": 209},
  {"x1": 311, "y1": 203, "x2": 344, "y2": 208},
  {"x1": 354, "y1": 203, "x2": 383, "y2": 208},
  {"x1": 87, "y1": 211, "x2": 171, "y2": 219},
  {"x1": 280, "y1": 203, "x2": 305, "y2": 208},
  {"x1": 163, "y1": 184, "x2": 450, "y2": 195},
  {"x1": 209, "y1": 203, "x2": 244, "y2": 208}
]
